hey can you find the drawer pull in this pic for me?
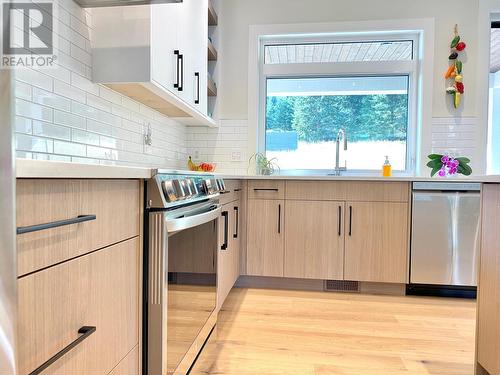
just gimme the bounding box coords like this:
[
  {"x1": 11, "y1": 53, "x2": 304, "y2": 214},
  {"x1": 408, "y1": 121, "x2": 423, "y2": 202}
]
[
  {"x1": 29, "y1": 326, "x2": 96, "y2": 375},
  {"x1": 221, "y1": 211, "x2": 229, "y2": 250},
  {"x1": 17, "y1": 215, "x2": 96, "y2": 235},
  {"x1": 253, "y1": 188, "x2": 278, "y2": 191},
  {"x1": 219, "y1": 190, "x2": 231, "y2": 195}
]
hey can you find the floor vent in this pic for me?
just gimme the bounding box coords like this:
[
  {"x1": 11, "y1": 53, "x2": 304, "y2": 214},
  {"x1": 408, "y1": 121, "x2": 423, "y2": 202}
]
[{"x1": 324, "y1": 280, "x2": 360, "y2": 292}]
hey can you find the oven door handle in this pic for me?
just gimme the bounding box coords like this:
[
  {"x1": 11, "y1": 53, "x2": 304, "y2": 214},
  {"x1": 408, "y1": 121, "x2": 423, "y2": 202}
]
[{"x1": 166, "y1": 205, "x2": 221, "y2": 233}]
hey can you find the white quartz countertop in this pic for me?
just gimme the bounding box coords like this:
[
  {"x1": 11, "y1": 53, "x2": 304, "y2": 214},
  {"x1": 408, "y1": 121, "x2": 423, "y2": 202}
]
[
  {"x1": 15, "y1": 158, "x2": 500, "y2": 183},
  {"x1": 16, "y1": 159, "x2": 151, "y2": 179}
]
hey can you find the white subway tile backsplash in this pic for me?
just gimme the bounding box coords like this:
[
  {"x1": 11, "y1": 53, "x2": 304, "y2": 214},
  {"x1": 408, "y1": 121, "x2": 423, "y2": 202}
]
[
  {"x1": 71, "y1": 101, "x2": 120, "y2": 126},
  {"x1": 54, "y1": 140, "x2": 87, "y2": 157},
  {"x1": 54, "y1": 80, "x2": 86, "y2": 102},
  {"x1": 15, "y1": 117, "x2": 33, "y2": 134},
  {"x1": 13, "y1": 0, "x2": 188, "y2": 169},
  {"x1": 54, "y1": 109, "x2": 86, "y2": 129},
  {"x1": 32, "y1": 88, "x2": 72, "y2": 112},
  {"x1": 16, "y1": 99, "x2": 53, "y2": 122},
  {"x1": 58, "y1": 51, "x2": 87, "y2": 77},
  {"x1": 71, "y1": 72, "x2": 99, "y2": 95},
  {"x1": 16, "y1": 69, "x2": 53, "y2": 91},
  {"x1": 71, "y1": 128, "x2": 100, "y2": 146},
  {"x1": 99, "y1": 86, "x2": 122, "y2": 106},
  {"x1": 70, "y1": 43, "x2": 91, "y2": 66},
  {"x1": 38, "y1": 65, "x2": 71, "y2": 85},
  {"x1": 70, "y1": 14, "x2": 90, "y2": 38},
  {"x1": 86, "y1": 93, "x2": 113, "y2": 112},
  {"x1": 86, "y1": 119, "x2": 112, "y2": 136},
  {"x1": 15, "y1": 81, "x2": 32, "y2": 101},
  {"x1": 16, "y1": 134, "x2": 54, "y2": 153},
  {"x1": 122, "y1": 97, "x2": 141, "y2": 113},
  {"x1": 186, "y1": 120, "x2": 249, "y2": 174},
  {"x1": 33, "y1": 121, "x2": 71, "y2": 141}
]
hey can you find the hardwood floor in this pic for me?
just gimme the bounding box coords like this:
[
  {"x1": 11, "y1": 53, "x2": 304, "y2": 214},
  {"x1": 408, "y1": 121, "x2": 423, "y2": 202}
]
[{"x1": 191, "y1": 288, "x2": 476, "y2": 375}]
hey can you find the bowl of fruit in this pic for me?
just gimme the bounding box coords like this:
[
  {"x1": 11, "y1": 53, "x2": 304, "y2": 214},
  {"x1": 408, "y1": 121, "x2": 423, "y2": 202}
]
[{"x1": 188, "y1": 156, "x2": 216, "y2": 172}]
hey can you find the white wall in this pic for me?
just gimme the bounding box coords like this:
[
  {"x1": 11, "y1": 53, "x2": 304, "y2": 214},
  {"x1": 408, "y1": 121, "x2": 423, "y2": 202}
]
[
  {"x1": 189, "y1": 0, "x2": 488, "y2": 176},
  {"x1": 14, "y1": 0, "x2": 188, "y2": 168}
]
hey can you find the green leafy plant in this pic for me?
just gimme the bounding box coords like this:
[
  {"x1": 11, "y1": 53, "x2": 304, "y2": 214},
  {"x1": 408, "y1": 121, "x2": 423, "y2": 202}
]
[
  {"x1": 427, "y1": 154, "x2": 472, "y2": 177},
  {"x1": 248, "y1": 152, "x2": 280, "y2": 175}
]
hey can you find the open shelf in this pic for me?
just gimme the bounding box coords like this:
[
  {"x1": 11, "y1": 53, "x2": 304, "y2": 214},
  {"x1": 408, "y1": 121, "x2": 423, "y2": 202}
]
[
  {"x1": 208, "y1": 0, "x2": 218, "y2": 26},
  {"x1": 207, "y1": 77, "x2": 217, "y2": 97},
  {"x1": 208, "y1": 39, "x2": 218, "y2": 61}
]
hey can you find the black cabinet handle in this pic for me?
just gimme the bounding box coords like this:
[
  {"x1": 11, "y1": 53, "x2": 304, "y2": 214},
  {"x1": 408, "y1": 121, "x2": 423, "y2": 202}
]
[
  {"x1": 178, "y1": 53, "x2": 184, "y2": 91},
  {"x1": 219, "y1": 190, "x2": 231, "y2": 195},
  {"x1": 17, "y1": 215, "x2": 96, "y2": 235},
  {"x1": 349, "y1": 206, "x2": 353, "y2": 236},
  {"x1": 278, "y1": 204, "x2": 281, "y2": 234},
  {"x1": 29, "y1": 326, "x2": 96, "y2": 375},
  {"x1": 234, "y1": 188, "x2": 242, "y2": 192},
  {"x1": 253, "y1": 188, "x2": 278, "y2": 191},
  {"x1": 194, "y1": 72, "x2": 200, "y2": 104},
  {"x1": 221, "y1": 211, "x2": 228, "y2": 250},
  {"x1": 233, "y1": 206, "x2": 239, "y2": 239},
  {"x1": 338, "y1": 205, "x2": 342, "y2": 236},
  {"x1": 174, "y1": 50, "x2": 180, "y2": 89}
]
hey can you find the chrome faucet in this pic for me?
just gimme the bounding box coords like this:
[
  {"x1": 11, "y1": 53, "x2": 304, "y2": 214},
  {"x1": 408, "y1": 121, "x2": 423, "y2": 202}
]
[{"x1": 334, "y1": 128, "x2": 347, "y2": 175}]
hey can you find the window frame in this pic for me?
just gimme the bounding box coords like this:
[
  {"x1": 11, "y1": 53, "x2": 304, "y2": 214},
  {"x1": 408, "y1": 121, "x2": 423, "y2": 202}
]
[{"x1": 257, "y1": 32, "x2": 420, "y2": 174}]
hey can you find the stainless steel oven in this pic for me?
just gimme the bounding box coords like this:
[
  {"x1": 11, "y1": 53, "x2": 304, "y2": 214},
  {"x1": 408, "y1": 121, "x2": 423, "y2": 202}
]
[{"x1": 145, "y1": 171, "x2": 226, "y2": 375}]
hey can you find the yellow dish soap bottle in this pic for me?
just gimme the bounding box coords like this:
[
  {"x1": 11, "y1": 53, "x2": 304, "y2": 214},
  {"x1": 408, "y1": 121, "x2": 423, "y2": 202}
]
[{"x1": 382, "y1": 155, "x2": 392, "y2": 177}]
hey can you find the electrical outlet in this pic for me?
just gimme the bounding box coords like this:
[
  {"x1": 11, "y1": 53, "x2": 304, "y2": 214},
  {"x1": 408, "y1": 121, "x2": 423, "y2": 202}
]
[
  {"x1": 231, "y1": 150, "x2": 242, "y2": 162},
  {"x1": 193, "y1": 150, "x2": 200, "y2": 159}
]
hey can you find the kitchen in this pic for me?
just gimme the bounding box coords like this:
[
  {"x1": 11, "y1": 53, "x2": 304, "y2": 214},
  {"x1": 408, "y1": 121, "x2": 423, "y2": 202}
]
[{"x1": 1, "y1": 0, "x2": 500, "y2": 374}]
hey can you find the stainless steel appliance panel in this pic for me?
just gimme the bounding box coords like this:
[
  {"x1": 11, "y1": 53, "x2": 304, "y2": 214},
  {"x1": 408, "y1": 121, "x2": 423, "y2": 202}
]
[
  {"x1": 411, "y1": 188, "x2": 480, "y2": 286},
  {"x1": 147, "y1": 199, "x2": 220, "y2": 375},
  {"x1": 0, "y1": 70, "x2": 17, "y2": 375}
]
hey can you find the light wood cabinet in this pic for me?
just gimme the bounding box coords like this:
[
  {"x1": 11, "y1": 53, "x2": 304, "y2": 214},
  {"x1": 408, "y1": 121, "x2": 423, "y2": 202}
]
[
  {"x1": 284, "y1": 200, "x2": 344, "y2": 280},
  {"x1": 109, "y1": 346, "x2": 140, "y2": 375},
  {"x1": 18, "y1": 238, "x2": 140, "y2": 375},
  {"x1": 248, "y1": 180, "x2": 285, "y2": 200},
  {"x1": 477, "y1": 184, "x2": 500, "y2": 374},
  {"x1": 217, "y1": 183, "x2": 243, "y2": 309},
  {"x1": 344, "y1": 201, "x2": 408, "y2": 283},
  {"x1": 16, "y1": 179, "x2": 140, "y2": 276},
  {"x1": 246, "y1": 199, "x2": 284, "y2": 277}
]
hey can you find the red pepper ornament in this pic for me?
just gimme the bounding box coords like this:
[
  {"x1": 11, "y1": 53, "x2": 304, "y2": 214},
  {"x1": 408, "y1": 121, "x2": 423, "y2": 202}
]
[{"x1": 456, "y1": 41, "x2": 466, "y2": 51}]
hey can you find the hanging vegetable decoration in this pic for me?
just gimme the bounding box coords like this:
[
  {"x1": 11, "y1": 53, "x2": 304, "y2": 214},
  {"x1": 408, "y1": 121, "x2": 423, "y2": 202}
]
[{"x1": 444, "y1": 24, "x2": 466, "y2": 109}]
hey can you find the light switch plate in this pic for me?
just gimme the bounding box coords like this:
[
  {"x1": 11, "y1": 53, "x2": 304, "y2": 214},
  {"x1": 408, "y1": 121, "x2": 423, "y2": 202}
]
[{"x1": 231, "y1": 150, "x2": 242, "y2": 162}]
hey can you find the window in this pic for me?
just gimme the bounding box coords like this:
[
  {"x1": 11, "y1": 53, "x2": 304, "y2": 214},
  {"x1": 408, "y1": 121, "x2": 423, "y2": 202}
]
[
  {"x1": 259, "y1": 35, "x2": 418, "y2": 173},
  {"x1": 488, "y1": 21, "x2": 500, "y2": 173}
]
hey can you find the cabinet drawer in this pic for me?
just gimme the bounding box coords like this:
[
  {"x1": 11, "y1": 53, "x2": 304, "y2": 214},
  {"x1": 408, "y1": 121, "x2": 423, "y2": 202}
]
[
  {"x1": 109, "y1": 345, "x2": 139, "y2": 375},
  {"x1": 345, "y1": 182, "x2": 410, "y2": 202},
  {"x1": 248, "y1": 180, "x2": 284, "y2": 200},
  {"x1": 18, "y1": 238, "x2": 139, "y2": 375},
  {"x1": 285, "y1": 181, "x2": 347, "y2": 201},
  {"x1": 219, "y1": 179, "x2": 243, "y2": 205},
  {"x1": 16, "y1": 179, "x2": 140, "y2": 276}
]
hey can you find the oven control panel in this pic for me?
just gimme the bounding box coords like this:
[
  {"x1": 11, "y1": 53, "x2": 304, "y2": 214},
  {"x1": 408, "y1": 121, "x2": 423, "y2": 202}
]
[{"x1": 148, "y1": 171, "x2": 225, "y2": 208}]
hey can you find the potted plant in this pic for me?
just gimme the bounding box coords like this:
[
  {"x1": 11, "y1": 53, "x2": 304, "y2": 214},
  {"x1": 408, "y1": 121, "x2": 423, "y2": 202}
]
[{"x1": 248, "y1": 153, "x2": 280, "y2": 175}]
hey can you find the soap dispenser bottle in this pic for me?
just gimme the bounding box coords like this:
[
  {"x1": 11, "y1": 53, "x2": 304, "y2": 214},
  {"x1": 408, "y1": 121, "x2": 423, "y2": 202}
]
[{"x1": 382, "y1": 155, "x2": 392, "y2": 177}]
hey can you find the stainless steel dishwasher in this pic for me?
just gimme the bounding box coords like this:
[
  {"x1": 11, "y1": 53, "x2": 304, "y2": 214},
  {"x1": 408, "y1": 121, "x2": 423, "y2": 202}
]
[{"x1": 410, "y1": 182, "x2": 481, "y2": 294}]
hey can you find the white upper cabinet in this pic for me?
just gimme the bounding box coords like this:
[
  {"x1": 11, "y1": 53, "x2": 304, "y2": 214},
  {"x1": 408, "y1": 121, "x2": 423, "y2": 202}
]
[{"x1": 91, "y1": 1, "x2": 214, "y2": 127}]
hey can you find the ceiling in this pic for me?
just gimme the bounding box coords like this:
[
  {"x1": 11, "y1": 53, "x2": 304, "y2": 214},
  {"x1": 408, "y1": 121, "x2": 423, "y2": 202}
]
[
  {"x1": 491, "y1": 29, "x2": 500, "y2": 73},
  {"x1": 264, "y1": 40, "x2": 413, "y2": 65}
]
